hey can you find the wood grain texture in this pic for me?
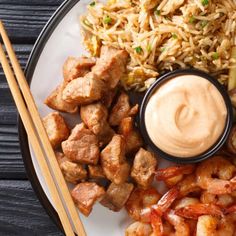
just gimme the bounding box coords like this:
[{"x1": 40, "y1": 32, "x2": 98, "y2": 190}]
[
  {"x1": 0, "y1": 0, "x2": 66, "y2": 234},
  {"x1": 0, "y1": 180, "x2": 63, "y2": 235}
]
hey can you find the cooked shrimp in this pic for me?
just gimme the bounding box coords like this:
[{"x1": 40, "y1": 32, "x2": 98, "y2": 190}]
[
  {"x1": 140, "y1": 187, "x2": 180, "y2": 223},
  {"x1": 196, "y1": 215, "x2": 235, "y2": 236},
  {"x1": 224, "y1": 204, "x2": 236, "y2": 214},
  {"x1": 156, "y1": 165, "x2": 195, "y2": 181},
  {"x1": 125, "y1": 221, "x2": 153, "y2": 236},
  {"x1": 150, "y1": 209, "x2": 163, "y2": 236},
  {"x1": 196, "y1": 156, "x2": 236, "y2": 194},
  {"x1": 174, "y1": 197, "x2": 200, "y2": 210},
  {"x1": 165, "y1": 175, "x2": 184, "y2": 188},
  {"x1": 164, "y1": 209, "x2": 190, "y2": 236},
  {"x1": 177, "y1": 174, "x2": 201, "y2": 197},
  {"x1": 175, "y1": 203, "x2": 223, "y2": 220},
  {"x1": 125, "y1": 188, "x2": 161, "y2": 222},
  {"x1": 152, "y1": 186, "x2": 180, "y2": 216},
  {"x1": 200, "y1": 191, "x2": 234, "y2": 207}
]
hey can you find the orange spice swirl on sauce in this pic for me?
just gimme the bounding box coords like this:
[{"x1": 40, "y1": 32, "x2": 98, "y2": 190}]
[{"x1": 145, "y1": 75, "x2": 227, "y2": 158}]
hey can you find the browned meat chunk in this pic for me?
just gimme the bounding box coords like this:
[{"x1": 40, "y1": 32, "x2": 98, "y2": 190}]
[
  {"x1": 63, "y1": 56, "x2": 96, "y2": 83},
  {"x1": 71, "y1": 182, "x2": 105, "y2": 216},
  {"x1": 101, "y1": 89, "x2": 117, "y2": 108},
  {"x1": 101, "y1": 135, "x2": 130, "y2": 184},
  {"x1": 92, "y1": 46, "x2": 128, "y2": 89},
  {"x1": 56, "y1": 152, "x2": 87, "y2": 184},
  {"x1": 62, "y1": 123, "x2": 100, "y2": 164},
  {"x1": 100, "y1": 182, "x2": 134, "y2": 211},
  {"x1": 88, "y1": 165, "x2": 105, "y2": 179},
  {"x1": 118, "y1": 117, "x2": 143, "y2": 154},
  {"x1": 131, "y1": 148, "x2": 157, "y2": 189},
  {"x1": 109, "y1": 92, "x2": 131, "y2": 126},
  {"x1": 80, "y1": 102, "x2": 114, "y2": 146},
  {"x1": 43, "y1": 112, "x2": 70, "y2": 148},
  {"x1": 44, "y1": 83, "x2": 78, "y2": 114},
  {"x1": 62, "y1": 73, "x2": 105, "y2": 105}
]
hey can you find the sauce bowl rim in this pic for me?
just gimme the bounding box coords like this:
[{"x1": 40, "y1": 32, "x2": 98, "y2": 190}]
[{"x1": 139, "y1": 68, "x2": 233, "y2": 164}]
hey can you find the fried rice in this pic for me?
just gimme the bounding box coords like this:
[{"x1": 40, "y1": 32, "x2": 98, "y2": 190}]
[{"x1": 80, "y1": 0, "x2": 236, "y2": 90}]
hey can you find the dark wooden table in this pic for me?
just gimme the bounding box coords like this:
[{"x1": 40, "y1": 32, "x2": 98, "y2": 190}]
[{"x1": 0, "y1": 1, "x2": 65, "y2": 235}]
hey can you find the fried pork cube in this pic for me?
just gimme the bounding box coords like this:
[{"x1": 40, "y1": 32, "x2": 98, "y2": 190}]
[
  {"x1": 101, "y1": 135, "x2": 130, "y2": 184},
  {"x1": 80, "y1": 102, "x2": 114, "y2": 146},
  {"x1": 131, "y1": 148, "x2": 157, "y2": 189},
  {"x1": 88, "y1": 165, "x2": 105, "y2": 179},
  {"x1": 101, "y1": 89, "x2": 117, "y2": 108},
  {"x1": 109, "y1": 92, "x2": 139, "y2": 126},
  {"x1": 43, "y1": 112, "x2": 70, "y2": 148},
  {"x1": 100, "y1": 182, "x2": 134, "y2": 211},
  {"x1": 56, "y1": 152, "x2": 87, "y2": 184},
  {"x1": 118, "y1": 117, "x2": 143, "y2": 154},
  {"x1": 62, "y1": 73, "x2": 105, "y2": 105},
  {"x1": 92, "y1": 46, "x2": 128, "y2": 89},
  {"x1": 62, "y1": 123, "x2": 100, "y2": 165},
  {"x1": 44, "y1": 83, "x2": 78, "y2": 113},
  {"x1": 71, "y1": 182, "x2": 105, "y2": 216},
  {"x1": 63, "y1": 56, "x2": 96, "y2": 83}
]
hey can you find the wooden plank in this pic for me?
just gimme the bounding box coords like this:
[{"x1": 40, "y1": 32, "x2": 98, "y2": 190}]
[
  {"x1": 0, "y1": 0, "x2": 64, "y2": 43},
  {"x1": 0, "y1": 180, "x2": 63, "y2": 235}
]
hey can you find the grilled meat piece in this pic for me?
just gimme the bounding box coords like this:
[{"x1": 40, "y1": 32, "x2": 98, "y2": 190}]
[
  {"x1": 118, "y1": 117, "x2": 143, "y2": 154},
  {"x1": 44, "y1": 83, "x2": 78, "y2": 113},
  {"x1": 63, "y1": 56, "x2": 96, "y2": 83},
  {"x1": 80, "y1": 102, "x2": 114, "y2": 146},
  {"x1": 62, "y1": 73, "x2": 105, "y2": 105},
  {"x1": 101, "y1": 135, "x2": 130, "y2": 184},
  {"x1": 43, "y1": 112, "x2": 70, "y2": 148},
  {"x1": 92, "y1": 46, "x2": 128, "y2": 89},
  {"x1": 131, "y1": 148, "x2": 157, "y2": 189},
  {"x1": 62, "y1": 123, "x2": 100, "y2": 165},
  {"x1": 109, "y1": 92, "x2": 131, "y2": 126},
  {"x1": 88, "y1": 165, "x2": 105, "y2": 179},
  {"x1": 100, "y1": 182, "x2": 134, "y2": 211},
  {"x1": 56, "y1": 152, "x2": 87, "y2": 184},
  {"x1": 71, "y1": 182, "x2": 105, "y2": 216}
]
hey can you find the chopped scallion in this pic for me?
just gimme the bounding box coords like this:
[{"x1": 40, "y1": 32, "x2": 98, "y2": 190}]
[
  {"x1": 161, "y1": 47, "x2": 166, "y2": 52},
  {"x1": 212, "y1": 52, "x2": 219, "y2": 60},
  {"x1": 90, "y1": 1, "x2": 96, "y2": 6},
  {"x1": 201, "y1": 0, "x2": 209, "y2": 6},
  {"x1": 155, "y1": 9, "x2": 161, "y2": 16},
  {"x1": 172, "y1": 33, "x2": 178, "y2": 39},
  {"x1": 147, "y1": 44, "x2": 152, "y2": 53},
  {"x1": 135, "y1": 46, "x2": 142, "y2": 54},
  {"x1": 104, "y1": 16, "x2": 112, "y2": 24},
  {"x1": 189, "y1": 16, "x2": 196, "y2": 24}
]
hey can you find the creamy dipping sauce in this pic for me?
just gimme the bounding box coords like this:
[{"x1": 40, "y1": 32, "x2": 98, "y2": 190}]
[{"x1": 145, "y1": 75, "x2": 227, "y2": 158}]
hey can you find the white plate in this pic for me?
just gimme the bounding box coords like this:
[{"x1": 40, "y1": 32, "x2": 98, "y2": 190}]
[{"x1": 19, "y1": 0, "x2": 170, "y2": 235}]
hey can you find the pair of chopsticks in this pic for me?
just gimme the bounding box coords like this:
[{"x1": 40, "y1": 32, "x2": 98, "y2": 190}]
[{"x1": 0, "y1": 21, "x2": 86, "y2": 236}]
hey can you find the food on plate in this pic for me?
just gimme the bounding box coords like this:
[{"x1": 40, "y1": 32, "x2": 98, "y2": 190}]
[
  {"x1": 62, "y1": 74, "x2": 106, "y2": 105},
  {"x1": 196, "y1": 156, "x2": 236, "y2": 194},
  {"x1": 56, "y1": 152, "x2": 87, "y2": 184},
  {"x1": 62, "y1": 123, "x2": 100, "y2": 164},
  {"x1": 131, "y1": 148, "x2": 157, "y2": 189},
  {"x1": 109, "y1": 92, "x2": 133, "y2": 126},
  {"x1": 80, "y1": 102, "x2": 114, "y2": 146},
  {"x1": 41, "y1": 0, "x2": 236, "y2": 234},
  {"x1": 88, "y1": 165, "x2": 105, "y2": 179},
  {"x1": 101, "y1": 134, "x2": 130, "y2": 184},
  {"x1": 145, "y1": 75, "x2": 227, "y2": 157},
  {"x1": 100, "y1": 182, "x2": 134, "y2": 211},
  {"x1": 43, "y1": 112, "x2": 70, "y2": 148},
  {"x1": 71, "y1": 182, "x2": 105, "y2": 216},
  {"x1": 63, "y1": 56, "x2": 96, "y2": 83},
  {"x1": 44, "y1": 83, "x2": 78, "y2": 113},
  {"x1": 118, "y1": 117, "x2": 143, "y2": 154},
  {"x1": 81, "y1": 0, "x2": 236, "y2": 90}
]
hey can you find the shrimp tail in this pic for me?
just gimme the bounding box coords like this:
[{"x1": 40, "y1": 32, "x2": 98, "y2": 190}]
[
  {"x1": 150, "y1": 209, "x2": 164, "y2": 236},
  {"x1": 175, "y1": 203, "x2": 223, "y2": 220}
]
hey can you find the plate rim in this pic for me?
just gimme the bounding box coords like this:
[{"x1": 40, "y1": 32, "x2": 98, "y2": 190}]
[{"x1": 18, "y1": 0, "x2": 80, "y2": 233}]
